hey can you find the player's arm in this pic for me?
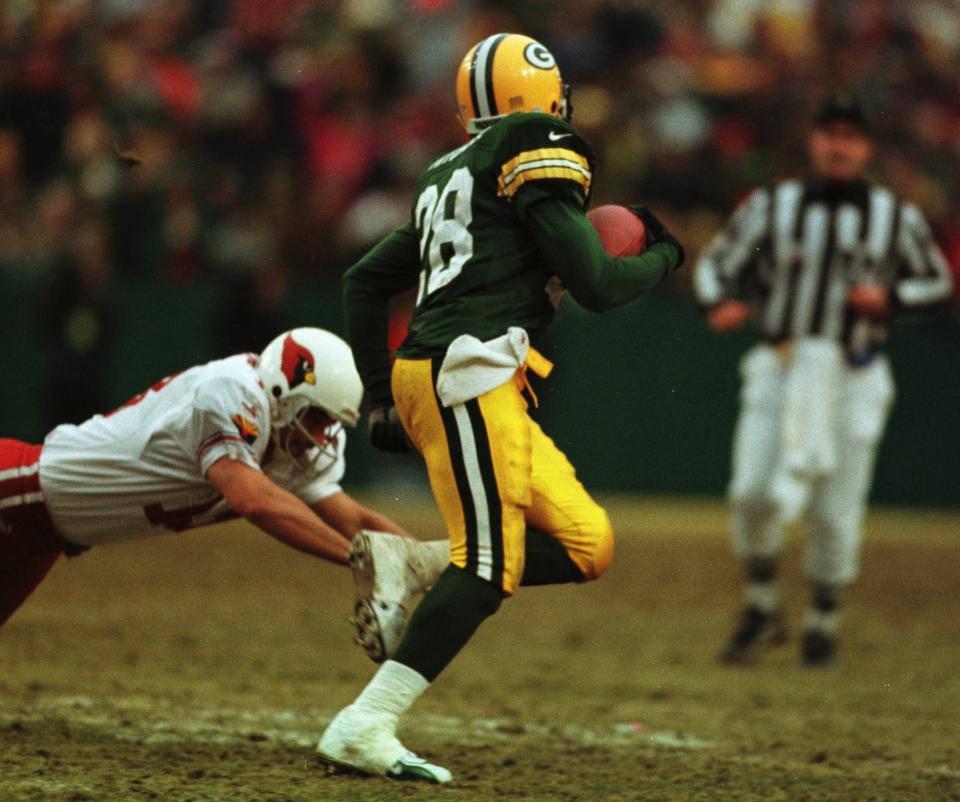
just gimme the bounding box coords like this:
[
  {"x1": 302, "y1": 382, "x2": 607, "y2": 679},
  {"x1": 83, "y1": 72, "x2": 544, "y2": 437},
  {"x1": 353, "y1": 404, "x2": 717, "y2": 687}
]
[
  {"x1": 693, "y1": 188, "x2": 770, "y2": 331},
  {"x1": 207, "y1": 457, "x2": 352, "y2": 564},
  {"x1": 342, "y1": 223, "x2": 422, "y2": 409},
  {"x1": 311, "y1": 491, "x2": 414, "y2": 540},
  {"x1": 523, "y1": 198, "x2": 682, "y2": 312},
  {"x1": 500, "y1": 116, "x2": 681, "y2": 312},
  {"x1": 693, "y1": 188, "x2": 769, "y2": 305},
  {"x1": 891, "y1": 203, "x2": 954, "y2": 308}
]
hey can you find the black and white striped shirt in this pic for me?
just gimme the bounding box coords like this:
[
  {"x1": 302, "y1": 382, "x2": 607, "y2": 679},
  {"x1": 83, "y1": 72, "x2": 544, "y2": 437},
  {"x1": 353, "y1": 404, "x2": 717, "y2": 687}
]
[{"x1": 694, "y1": 179, "x2": 954, "y2": 358}]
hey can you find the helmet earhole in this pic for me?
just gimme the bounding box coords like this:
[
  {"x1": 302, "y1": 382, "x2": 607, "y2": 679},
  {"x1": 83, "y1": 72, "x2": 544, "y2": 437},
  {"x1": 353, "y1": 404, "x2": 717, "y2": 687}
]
[{"x1": 272, "y1": 386, "x2": 282, "y2": 398}]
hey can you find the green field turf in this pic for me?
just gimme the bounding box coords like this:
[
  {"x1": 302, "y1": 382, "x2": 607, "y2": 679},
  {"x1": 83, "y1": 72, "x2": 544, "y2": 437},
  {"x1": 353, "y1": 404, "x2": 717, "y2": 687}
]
[{"x1": 1, "y1": 496, "x2": 958, "y2": 802}]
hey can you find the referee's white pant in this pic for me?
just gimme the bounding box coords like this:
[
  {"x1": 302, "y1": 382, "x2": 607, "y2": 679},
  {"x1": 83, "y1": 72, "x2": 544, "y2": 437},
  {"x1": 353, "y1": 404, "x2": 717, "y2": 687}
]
[{"x1": 727, "y1": 343, "x2": 895, "y2": 586}]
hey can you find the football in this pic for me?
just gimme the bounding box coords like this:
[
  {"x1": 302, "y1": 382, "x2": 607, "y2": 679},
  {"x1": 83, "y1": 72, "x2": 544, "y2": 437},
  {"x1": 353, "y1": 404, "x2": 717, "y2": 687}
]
[{"x1": 587, "y1": 204, "x2": 648, "y2": 257}]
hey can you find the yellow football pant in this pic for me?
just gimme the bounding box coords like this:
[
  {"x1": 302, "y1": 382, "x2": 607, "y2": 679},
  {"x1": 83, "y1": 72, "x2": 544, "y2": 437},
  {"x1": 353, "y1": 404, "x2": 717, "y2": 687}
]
[{"x1": 391, "y1": 357, "x2": 614, "y2": 595}]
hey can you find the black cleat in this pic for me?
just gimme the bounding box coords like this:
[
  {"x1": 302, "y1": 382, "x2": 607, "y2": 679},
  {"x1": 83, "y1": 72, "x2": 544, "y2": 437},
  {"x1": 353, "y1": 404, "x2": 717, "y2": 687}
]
[
  {"x1": 801, "y1": 630, "x2": 835, "y2": 667},
  {"x1": 719, "y1": 606, "x2": 788, "y2": 664}
]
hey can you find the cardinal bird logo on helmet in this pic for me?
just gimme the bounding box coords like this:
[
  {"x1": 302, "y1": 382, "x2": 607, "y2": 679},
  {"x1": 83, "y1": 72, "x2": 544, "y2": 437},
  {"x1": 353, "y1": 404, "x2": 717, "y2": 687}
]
[{"x1": 280, "y1": 333, "x2": 317, "y2": 389}]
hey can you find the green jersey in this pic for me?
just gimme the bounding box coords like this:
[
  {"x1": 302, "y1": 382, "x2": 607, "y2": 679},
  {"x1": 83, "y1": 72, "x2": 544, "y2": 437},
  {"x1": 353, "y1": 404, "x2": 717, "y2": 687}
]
[
  {"x1": 401, "y1": 111, "x2": 594, "y2": 357},
  {"x1": 342, "y1": 112, "x2": 682, "y2": 407}
]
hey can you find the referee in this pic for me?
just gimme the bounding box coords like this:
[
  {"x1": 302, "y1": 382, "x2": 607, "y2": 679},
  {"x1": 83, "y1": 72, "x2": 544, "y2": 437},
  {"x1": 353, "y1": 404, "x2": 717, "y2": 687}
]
[{"x1": 694, "y1": 95, "x2": 953, "y2": 666}]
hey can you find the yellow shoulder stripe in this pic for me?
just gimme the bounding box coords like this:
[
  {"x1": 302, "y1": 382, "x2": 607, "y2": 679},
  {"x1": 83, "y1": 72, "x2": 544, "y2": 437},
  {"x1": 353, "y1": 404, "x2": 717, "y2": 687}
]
[
  {"x1": 498, "y1": 148, "x2": 592, "y2": 199},
  {"x1": 500, "y1": 166, "x2": 592, "y2": 199},
  {"x1": 500, "y1": 147, "x2": 590, "y2": 177}
]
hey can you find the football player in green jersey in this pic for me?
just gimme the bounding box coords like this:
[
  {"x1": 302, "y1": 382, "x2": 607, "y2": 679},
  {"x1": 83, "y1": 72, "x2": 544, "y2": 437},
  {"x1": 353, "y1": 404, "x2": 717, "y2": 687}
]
[{"x1": 318, "y1": 33, "x2": 684, "y2": 783}]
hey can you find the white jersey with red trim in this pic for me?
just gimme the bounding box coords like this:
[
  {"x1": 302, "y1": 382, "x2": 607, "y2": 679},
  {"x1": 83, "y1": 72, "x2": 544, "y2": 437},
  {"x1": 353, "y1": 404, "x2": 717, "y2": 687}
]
[{"x1": 38, "y1": 354, "x2": 346, "y2": 547}]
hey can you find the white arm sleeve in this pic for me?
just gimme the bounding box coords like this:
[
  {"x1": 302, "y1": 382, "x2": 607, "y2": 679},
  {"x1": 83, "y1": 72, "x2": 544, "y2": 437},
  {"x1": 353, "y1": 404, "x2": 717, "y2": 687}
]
[
  {"x1": 175, "y1": 377, "x2": 268, "y2": 476},
  {"x1": 894, "y1": 203, "x2": 954, "y2": 307},
  {"x1": 693, "y1": 188, "x2": 770, "y2": 306}
]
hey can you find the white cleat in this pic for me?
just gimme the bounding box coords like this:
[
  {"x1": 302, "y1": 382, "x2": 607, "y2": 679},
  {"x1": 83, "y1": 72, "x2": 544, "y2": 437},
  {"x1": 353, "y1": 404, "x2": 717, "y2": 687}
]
[
  {"x1": 349, "y1": 598, "x2": 407, "y2": 664},
  {"x1": 349, "y1": 531, "x2": 447, "y2": 662},
  {"x1": 386, "y1": 751, "x2": 453, "y2": 784},
  {"x1": 350, "y1": 531, "x2": 421, "y2": 605},
  {"x1": 317, "y1": 705, "x2": 452, "y2": 784}
]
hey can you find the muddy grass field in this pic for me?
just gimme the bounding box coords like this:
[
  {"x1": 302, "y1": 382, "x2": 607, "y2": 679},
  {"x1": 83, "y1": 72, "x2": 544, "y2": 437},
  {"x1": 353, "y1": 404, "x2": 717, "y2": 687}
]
[{"x1": 1, "y1": 496, "x2": 958, "y2": 802}]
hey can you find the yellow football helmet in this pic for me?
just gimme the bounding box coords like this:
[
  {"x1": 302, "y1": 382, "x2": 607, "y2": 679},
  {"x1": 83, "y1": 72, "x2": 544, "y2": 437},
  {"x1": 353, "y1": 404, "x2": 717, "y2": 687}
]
[{"x1": 456, "y1": 33, "x2": 571, "y2": 135}]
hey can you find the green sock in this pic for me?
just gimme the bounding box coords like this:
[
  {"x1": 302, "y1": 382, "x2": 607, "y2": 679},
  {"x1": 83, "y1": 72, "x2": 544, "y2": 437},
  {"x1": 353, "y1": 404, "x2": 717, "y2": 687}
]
[
  {"x1": 393, "y1": 564, "x2": 502, "y2": 682},
  {"x1": 520, "y1": 527, "x2": 585, "y2": 586}
]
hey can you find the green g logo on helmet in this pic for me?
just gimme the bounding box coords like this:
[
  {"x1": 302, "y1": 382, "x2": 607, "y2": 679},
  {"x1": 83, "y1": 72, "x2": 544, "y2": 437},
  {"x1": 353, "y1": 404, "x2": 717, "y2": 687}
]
[{"x1": 523, "y1": 42, "x2": 556, "y2": 70}]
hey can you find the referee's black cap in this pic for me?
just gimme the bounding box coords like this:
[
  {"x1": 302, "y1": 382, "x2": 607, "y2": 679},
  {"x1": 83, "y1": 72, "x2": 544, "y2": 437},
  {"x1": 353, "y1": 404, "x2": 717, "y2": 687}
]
[{"x1": 813, "y1": 94, "x2": 871, "y2": 134}]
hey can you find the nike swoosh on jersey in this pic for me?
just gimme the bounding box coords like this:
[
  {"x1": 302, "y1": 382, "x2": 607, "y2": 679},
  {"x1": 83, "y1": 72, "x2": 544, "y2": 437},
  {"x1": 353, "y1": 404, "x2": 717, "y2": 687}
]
[{"x1": 548, "y1": 131, "x2": 573, "y2": 141}]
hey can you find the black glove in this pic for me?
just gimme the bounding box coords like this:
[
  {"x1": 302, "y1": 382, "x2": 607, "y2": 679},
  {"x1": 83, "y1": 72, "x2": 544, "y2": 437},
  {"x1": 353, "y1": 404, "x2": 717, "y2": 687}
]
[
  {"x1": 368, "y1": 405, "x2": 411, "y2": 454},
  {"x1": 628, "y1": 205, "x2": 685, "y2": 269}
]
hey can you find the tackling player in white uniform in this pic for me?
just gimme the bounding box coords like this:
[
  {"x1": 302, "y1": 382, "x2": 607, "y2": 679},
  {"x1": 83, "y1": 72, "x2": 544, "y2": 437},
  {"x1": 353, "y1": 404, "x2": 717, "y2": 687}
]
[{"x1": 0, "y1": 327, "x2": 448, "y2": 658}]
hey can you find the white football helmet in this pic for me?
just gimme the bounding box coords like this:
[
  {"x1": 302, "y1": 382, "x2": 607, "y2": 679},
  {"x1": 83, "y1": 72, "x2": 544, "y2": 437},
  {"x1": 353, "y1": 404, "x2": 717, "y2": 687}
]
[{"x1": 257, "y1": 328, "x2": 363, "y2": 464}]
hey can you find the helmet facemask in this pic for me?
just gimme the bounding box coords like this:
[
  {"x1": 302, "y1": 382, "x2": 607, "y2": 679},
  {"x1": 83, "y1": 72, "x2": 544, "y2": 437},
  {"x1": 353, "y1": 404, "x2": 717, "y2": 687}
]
[{"x1": 273, "y1": 403, "x2": 341, "y2": 470}]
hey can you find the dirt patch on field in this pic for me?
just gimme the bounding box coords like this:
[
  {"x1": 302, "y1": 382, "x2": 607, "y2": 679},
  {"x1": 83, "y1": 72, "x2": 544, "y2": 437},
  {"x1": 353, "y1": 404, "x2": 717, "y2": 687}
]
[{"x1": 1, "y1": 498, "x2": 959, "y2": 801}]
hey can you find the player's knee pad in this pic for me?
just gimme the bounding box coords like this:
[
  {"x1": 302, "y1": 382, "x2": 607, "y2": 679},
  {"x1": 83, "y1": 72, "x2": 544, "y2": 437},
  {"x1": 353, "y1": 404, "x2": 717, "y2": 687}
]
[
  {"x1": 730, "y1": 489, "x2": 781, "y2": 532},
  {"x1": 805, "y1": 517, "x2": 861, "y2": 586},
  {"x1": 729, "y1": 480, "x2": 774, "y2": 513},
  {"x1": 577, "y1": 509, "x2": 614, "y2": 582},
  {"x1": 730, "y1": 493, "x2": 787, "y2": 558}
]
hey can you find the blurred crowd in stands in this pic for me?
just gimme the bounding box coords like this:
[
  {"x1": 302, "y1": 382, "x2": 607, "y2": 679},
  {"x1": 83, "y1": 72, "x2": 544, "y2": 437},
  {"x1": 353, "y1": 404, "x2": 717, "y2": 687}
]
[{"x1": 1, "y1": 0, "x2": 959, "y2": 424}]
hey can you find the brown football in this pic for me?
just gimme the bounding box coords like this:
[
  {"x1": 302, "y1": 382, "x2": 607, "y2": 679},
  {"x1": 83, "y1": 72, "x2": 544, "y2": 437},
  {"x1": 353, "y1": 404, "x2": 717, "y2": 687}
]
[{"x1": 587, "y1": 204, "x2": 648, "y2": 257}]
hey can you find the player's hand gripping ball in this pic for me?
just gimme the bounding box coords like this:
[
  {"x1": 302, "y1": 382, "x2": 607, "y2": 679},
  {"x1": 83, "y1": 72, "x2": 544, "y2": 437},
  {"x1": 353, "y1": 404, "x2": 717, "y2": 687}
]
[{"x1": 587, "y1": 205, "x2": 648, "y2": 257}]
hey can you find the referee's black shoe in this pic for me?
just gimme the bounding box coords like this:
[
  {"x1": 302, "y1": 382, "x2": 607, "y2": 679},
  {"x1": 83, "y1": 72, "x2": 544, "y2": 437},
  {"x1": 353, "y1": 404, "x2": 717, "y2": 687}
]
[
  {"x1": 719, "y1": 606, "x2": 788, "y2": 664},
  {"x1": 801, "y1": 630, "x2": 836, "y2": 667}
]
